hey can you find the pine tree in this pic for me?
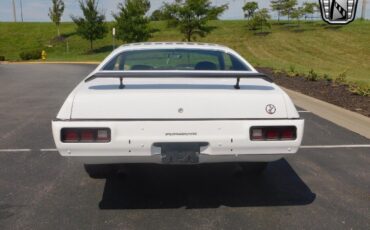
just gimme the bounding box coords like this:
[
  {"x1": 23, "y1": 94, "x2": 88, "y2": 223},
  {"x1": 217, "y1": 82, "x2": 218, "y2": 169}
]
[
  {"x1": 71, "y1": 0, "x2": 108, "y2": 50},
  {"x1": 113, "y1": 0, "x2": 156, "y2": 43}
]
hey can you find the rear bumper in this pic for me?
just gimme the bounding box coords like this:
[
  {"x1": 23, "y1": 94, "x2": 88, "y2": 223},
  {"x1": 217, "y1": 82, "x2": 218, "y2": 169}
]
[{"x1": 52, "y1": 119, "x2": 304, "y2": 164}]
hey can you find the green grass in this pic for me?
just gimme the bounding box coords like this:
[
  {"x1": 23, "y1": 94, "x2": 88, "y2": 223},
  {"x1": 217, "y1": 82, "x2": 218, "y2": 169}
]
[{"x1": 0, "y1": 20, "x2": 369, "y2": 86}]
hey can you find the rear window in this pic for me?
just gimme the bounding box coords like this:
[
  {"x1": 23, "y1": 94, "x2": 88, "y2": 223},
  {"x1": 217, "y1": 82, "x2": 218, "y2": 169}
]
[{"x1": 102, "y1": 49, "x2": 249, "y2": 71}]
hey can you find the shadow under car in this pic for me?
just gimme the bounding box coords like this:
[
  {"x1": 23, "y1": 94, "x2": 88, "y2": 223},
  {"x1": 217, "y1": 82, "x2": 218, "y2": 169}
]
[{"x1": 97, "y1": 159, "x2": 315, "y2": 209}]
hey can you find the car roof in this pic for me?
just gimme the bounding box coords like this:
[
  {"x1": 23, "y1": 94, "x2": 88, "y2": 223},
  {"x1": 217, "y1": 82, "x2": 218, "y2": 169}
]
[{"x1": 117, "y1": 42, "x2": 232, "y2": 52}]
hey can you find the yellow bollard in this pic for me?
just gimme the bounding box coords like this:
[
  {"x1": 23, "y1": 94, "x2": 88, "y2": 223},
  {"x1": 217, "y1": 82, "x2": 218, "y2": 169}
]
[{"x1": 41, "y1": 50, "x2": 47, "y2": 61}]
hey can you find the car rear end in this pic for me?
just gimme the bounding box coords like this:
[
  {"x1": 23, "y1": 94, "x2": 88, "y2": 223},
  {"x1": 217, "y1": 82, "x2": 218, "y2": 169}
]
[
  {"x1": 52, "y1": 77, "x2": 304, "y2": 165},
  {"x1": 53, "y1": 119, "x2": 303, "y2": 164}
]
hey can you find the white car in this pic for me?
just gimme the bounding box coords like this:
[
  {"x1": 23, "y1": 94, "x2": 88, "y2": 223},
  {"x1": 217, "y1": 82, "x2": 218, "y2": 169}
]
[{"x1": 52, "y1": 42, "x2": 304, "y2": 177}]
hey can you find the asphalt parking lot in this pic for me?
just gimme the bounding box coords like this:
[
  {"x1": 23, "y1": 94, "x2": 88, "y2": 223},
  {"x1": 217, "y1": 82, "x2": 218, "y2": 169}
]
[{"x1": 0, "y1": 64, "x2": 369, "y2": 230}]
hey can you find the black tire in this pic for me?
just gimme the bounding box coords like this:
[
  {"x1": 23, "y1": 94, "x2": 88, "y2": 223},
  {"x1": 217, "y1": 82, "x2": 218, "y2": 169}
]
[
  {"x1": 239, "y1": 162, "x2": 268, "y2": 175},
  {"x1": 84, "y1": 164, "x2": 117, "y2": 179}
]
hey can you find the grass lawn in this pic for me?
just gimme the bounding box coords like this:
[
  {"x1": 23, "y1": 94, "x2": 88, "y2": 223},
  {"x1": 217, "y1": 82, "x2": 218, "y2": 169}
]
[{"x1": 0, "y1": 20, "x2": 369, "y2": 86}]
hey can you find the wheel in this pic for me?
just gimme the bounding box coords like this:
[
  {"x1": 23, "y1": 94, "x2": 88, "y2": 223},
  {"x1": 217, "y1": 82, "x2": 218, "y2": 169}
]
[
  {"x1": 84, "y1": 164, "x2": 118, "y2": 178},
  {"x1": 239, "y1": 162, "x2": 268, "y2": 175}
]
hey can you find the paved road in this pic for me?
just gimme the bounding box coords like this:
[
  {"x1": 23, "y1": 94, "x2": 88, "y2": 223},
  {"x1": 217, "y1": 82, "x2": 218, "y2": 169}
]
[{"x1": 0, "y1": 64, "x2": 369, "y2": 230}]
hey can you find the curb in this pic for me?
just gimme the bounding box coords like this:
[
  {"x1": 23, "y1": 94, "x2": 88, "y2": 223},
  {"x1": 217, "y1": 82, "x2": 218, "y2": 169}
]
[{"x1": 282, "y1": 87, "x2": 370, "y2": 139}]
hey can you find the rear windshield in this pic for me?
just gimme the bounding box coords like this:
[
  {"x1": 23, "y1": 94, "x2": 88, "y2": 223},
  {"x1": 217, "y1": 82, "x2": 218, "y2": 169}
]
[{"x1": 102, "y1": 49, "x2": 250, "y2": 71}]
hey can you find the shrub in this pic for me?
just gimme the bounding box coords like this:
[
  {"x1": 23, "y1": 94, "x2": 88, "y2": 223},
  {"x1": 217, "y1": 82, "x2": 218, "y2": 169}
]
[
  {"x1": 19, "y1": 50, "x2": 41, "y2": 60},
  {"x1": 287, "y1": 65, "x2": 298, "y2": 77},
  {"x1": 287, "y1": 72, "x2": 298, "y2": 77},
  {"x1": 0, "y1": 56, "x2": 5, "y2": 61},
  {"x1": 323, "y1": 74, "x2": 332, "y2": 82},
  {"x1": 247, "y1": 8, "x2": 271, "y2": 31},
  {"x1": 349, "y1": 84, "x2": 370, "y2": 97},
  {"x1": 334, "y1": 71, "x2": 347, "y2": 85},
  {"x1": 305, "y1": 69, "x2": 319, "y2": 81},
  {"x1": 273, "y1": 69, "x2": 283, "y2": 75}
]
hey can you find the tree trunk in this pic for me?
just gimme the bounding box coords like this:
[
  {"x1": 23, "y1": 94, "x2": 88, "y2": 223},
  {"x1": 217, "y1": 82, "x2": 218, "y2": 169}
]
[
  {"x1": 261, "y1": 20, "x2": 263, "y2": 32},
  {"x1": 57, "y1": 26, "x2": 60, "y2": 37},
  {"x1": 187, "y1": 30, "x2": 192, "y2": 42},
  {"x1": 278, "y1": 11, "x2": 280, "y2": 22},
  {"x1": 361, "y1": 0, "x2": 367, "y2": 19}
]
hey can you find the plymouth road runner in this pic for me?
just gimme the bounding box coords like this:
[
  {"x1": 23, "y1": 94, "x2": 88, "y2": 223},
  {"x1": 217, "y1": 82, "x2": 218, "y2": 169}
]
[{"x1": 52, "y1": 42, "x2": 304, "y2": 176}]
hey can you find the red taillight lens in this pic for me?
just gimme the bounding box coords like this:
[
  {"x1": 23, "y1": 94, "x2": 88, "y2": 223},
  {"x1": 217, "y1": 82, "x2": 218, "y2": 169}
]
[
  {"x1": 281, "y1": 128, "x2": 294, "y2": 139},
  {"x1": 266, "y1": 129, "x2": 279, "y2": 140},
  {"x1": 250, "y1": 126, "x2": 296, "y2": 141},
  {"x1": 64, "y1": 130, "x2": 79, "y2": 142},
  {"x1": 81, "y1": 130, "x2": 94, "y2": 141},
  {"x1": 61, "y1": 128, "x2": 110, "y2": 143}
]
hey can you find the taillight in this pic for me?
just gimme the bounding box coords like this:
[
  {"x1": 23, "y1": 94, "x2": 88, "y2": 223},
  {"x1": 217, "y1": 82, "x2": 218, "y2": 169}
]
[
  {"x1": 250, "y1": 126, "x2": 296, "y2": 141},
  {"x1": 64, "y1": 130, "x2": 79, "y2": 142},
  {"x1": 266, "y1": 129, "x2": 279, "y2": 140},
  {"x1": 251, "y1": 128, "x2": 263, "y2": 140},
  {"x1": 97, "y1": 129, "x2": 110, "y2": 141},
  {"x1": 81, "y1": 130, "x2": 94, "y2": 142},
  {"x1": 61, "y1": 128, "x2": 111, "y2": 143},
  {"x1": 281, "y1": 128, "x2": 294, "y2": 139}
]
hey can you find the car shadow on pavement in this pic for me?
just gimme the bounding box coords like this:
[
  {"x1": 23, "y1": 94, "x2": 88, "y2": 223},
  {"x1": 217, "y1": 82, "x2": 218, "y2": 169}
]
[{"x1": 98, "y1": 159, "x2": 315, "y2": 209}]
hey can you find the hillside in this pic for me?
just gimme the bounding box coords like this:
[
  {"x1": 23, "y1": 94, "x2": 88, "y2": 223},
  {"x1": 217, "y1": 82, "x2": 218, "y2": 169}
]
[{"x1": 0, "y1": 20, "x2": 369, "y2": 86}]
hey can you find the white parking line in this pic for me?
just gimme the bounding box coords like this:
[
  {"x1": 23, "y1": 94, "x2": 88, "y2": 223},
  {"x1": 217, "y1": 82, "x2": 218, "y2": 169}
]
[
  {"x1": 40, "y1": 149, "x2": 58, "y2": 152},
  {"x1": 300, "y1": 145, "x2": 370, "y2": 149},
  {"x1": 0, "y1": 149, "x2": 31, "y2": 152},
  {"x1": 298, "y1": 110, "x2": 311, "y2": 113}
]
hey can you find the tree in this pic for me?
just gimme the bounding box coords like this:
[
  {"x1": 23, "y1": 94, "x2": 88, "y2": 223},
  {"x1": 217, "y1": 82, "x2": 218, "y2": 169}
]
[
  {"x1": 302, "y1": 2, "x2": 318, "y2": 20},
  {"x1": 270, "y1": 0, "x2": 284, "y2": 22},
  {"x1": 162, "y1": 0, "x2": 228, "y2": 42},
  {"x1": 291, "y1": 7, "x2": 304, "y2": 25},
  {"x1": 247, "y1": 8, "x2": 271, "y2": 32},
  {"x1": 361, "y1": 0, "x2": 367, "y2": 19},
  {"x1": 113, "y1": 0, "x2": 156, "y2": 43},
  {"x1": 48, "y1": 0, "x2": 65, "y2": 36},
  {"x1": 71, "y1": 0, "x2": 108, "y2": 50},
  {"x1": 151, "y1": 9, "x2": 166, "y2": 21},
  {"x1": 281, "y1": 0, "x2": 298, "y2": 22},
  {"x1": 243, "y1": 1, "x2": 258, "y2": 20}
]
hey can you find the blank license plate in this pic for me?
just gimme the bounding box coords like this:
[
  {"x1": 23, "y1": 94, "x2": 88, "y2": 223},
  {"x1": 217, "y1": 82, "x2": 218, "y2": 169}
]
[{"x1": 153, "y1": 142, "x2": 208, "y2": 164}]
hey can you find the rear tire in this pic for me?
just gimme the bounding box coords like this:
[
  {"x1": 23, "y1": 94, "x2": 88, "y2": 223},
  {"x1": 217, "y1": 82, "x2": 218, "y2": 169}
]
[
  {"x1": 84, "y1": 164, "x2": 117, "y2": 178},
  {"x1": 239, "y1": 162, "x2": 268, "y2": 175}
]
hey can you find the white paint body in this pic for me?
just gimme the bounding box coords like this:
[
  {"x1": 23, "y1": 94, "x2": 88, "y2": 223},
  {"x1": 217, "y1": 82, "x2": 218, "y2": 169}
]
[{"x1": 52, "y1": 43, "x2": 304, "y2": 164}]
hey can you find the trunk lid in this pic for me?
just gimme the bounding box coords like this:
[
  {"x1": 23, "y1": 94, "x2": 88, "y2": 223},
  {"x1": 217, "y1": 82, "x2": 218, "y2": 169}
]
[{"x1": 71, "y1": 78, "x2": 288, "y2": 119}]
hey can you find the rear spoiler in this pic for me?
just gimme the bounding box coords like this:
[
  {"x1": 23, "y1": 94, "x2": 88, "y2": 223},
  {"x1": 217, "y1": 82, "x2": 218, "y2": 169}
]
[{"x1": 84, "y1": 71, "x2": 273, "y2": 89}]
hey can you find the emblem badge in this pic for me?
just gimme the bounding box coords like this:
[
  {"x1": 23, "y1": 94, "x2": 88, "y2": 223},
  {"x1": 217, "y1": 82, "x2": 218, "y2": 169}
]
[
  {"x1": 178, "y1": 108, "x2": 184, "y2": 113},
  {"x1": 265, "y1": 104, "x2": 276, "y2": 114},
  {"x1": 319, "y1": 0, "x2": 359, "y2": 24}
]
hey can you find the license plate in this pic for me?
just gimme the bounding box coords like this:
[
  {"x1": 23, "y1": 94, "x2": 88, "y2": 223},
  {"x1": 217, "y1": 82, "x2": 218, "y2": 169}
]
[{"x1": 154, "y1": 142, "x2": 208, "y2": 164}]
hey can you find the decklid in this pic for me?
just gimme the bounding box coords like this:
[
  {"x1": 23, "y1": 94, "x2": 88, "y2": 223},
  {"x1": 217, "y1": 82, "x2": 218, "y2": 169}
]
[{"x1": 71, "y1": 77, "x2": 288, "y2": 119}]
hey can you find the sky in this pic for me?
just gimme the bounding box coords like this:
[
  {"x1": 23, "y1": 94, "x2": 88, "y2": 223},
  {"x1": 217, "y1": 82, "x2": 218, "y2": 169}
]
[{"x1": 0, "y1": 0, "x2": 369, "y2": 22}]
